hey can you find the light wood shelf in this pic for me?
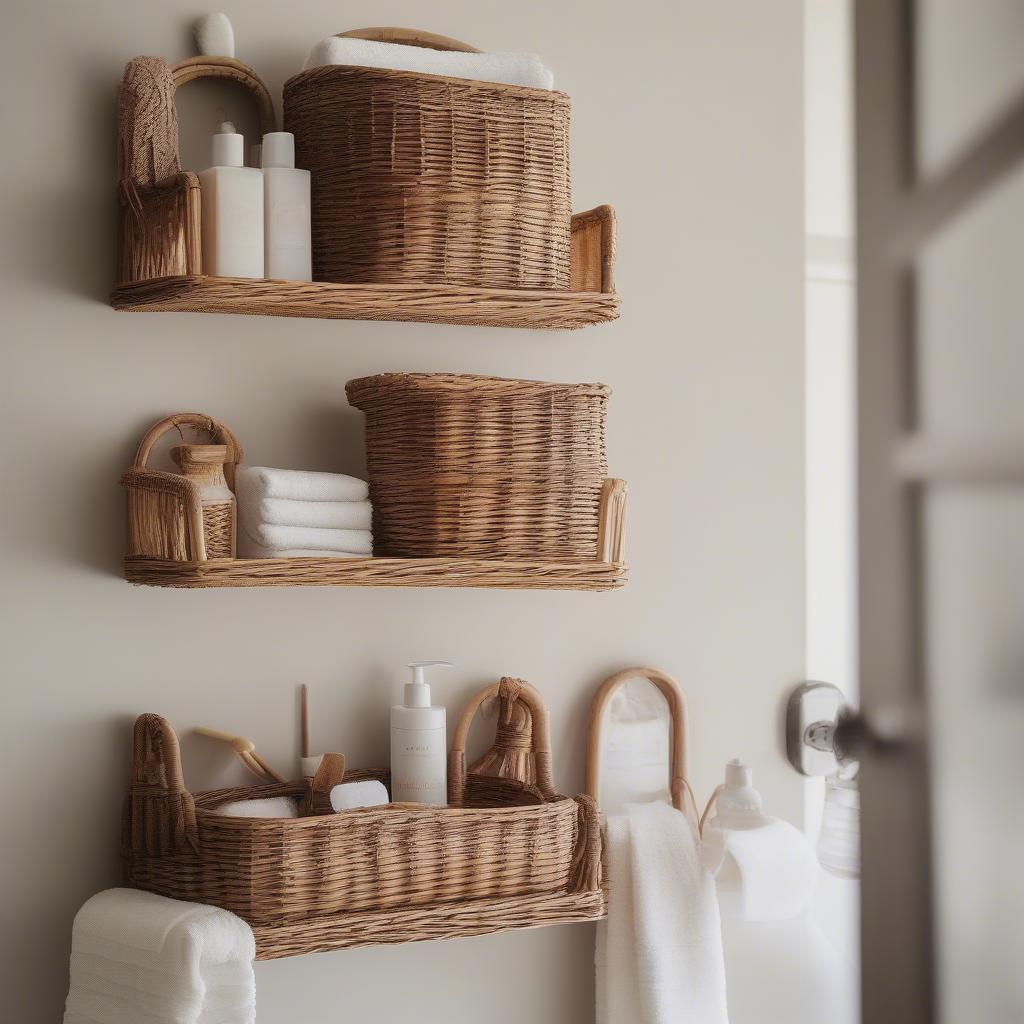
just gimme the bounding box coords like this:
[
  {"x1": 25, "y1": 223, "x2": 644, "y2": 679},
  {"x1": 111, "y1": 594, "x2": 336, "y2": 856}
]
[
  {"x1": 113, "y1": 202, "x2": 620, "y2": 331},
  {"x1": 252, "y1": 888, "x2": 607, "y2": 959}
]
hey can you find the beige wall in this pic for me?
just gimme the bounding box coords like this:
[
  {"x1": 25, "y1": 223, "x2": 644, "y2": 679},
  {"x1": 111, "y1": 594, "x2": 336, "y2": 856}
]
[{"x1": 0, "y1": 2, "x2": 804, "y2": 1021}]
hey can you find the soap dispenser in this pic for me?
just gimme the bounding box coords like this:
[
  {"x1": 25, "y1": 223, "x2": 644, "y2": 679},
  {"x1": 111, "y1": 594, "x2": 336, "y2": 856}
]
[
  {"x1": 261, "y1": 131, "x2": 312, "y2": 281},
  {"x1": 198, "y1": 120, "x2": 264, "y2": 278},
  {"x1": 390, "y1": 661, "x2": 451, "y2": 805}
]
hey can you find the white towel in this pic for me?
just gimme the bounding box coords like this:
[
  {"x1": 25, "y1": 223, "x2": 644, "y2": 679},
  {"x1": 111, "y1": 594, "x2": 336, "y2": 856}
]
[
  {"x1": 597, "y1": 803, "x2": 729, "y2": 1024},
  {"x1": 330, "y1": 779, "x2": 390, "y2": 811},
  {"x1": 63, "y1": 887, "x2": 255, "y2": 1024},
  {"x1": 240, "y1": 522, "x2": 372, "y2": 555},
  {"x1": 257, "y1": 497, "x2": 372, "y2": 530},
  {"x1": 303, "y1": 36, "x2": 555, "y2": 90},
  {"x1": 216, "y1": 797, "x2": 299, "y2": 818},
  {"x1": 238, "y1": 544, "x2": 371, "y2": 559},
  {"x1": 236, "y1": 465, "x2": 369, "y2": 503}
]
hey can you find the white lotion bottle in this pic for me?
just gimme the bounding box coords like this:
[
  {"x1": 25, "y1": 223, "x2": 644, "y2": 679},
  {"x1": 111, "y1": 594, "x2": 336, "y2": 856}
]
[
  {"x1": 390, "y1": 661, "x2": 451, "y2": 805},
  {"x1": 198, "y1": 121, "x2": 264, "y2": 278},
  {"x1": 261, "y1": 132, "x2": 312, "y2": 281}
]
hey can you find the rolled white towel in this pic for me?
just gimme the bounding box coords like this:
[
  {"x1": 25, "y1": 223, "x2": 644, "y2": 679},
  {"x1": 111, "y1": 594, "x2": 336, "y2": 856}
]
[
  {"x1": 303, "y1": 36, "x2": 555, "y2": 90},
  {"x1": 216, "y1": 797, "x2": 299, "y2": 818},
  {"x1": 63, "y1": 888, "x2": 255, "y2": 1024},
  {"x1": 258, "y1": 497, "x2": 372, "y2": 530},
  {"x1": 242, "y1": 523, "x2": 372, "y2": 555},
  {"x1": 236, "y1": 465, "x2": 369, "y2": 503}
]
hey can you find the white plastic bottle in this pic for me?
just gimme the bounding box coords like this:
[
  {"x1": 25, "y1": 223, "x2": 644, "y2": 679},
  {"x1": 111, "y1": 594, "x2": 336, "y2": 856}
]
[
  {"x1": 390, "y1": 661, "x2": 451, "y2": 805},
  {"x1": 261, "y1": 132, "x2": 312, "y2": 281},
  {"x1": 198, "y1": 121, "x2": 264, "y2": 278}
]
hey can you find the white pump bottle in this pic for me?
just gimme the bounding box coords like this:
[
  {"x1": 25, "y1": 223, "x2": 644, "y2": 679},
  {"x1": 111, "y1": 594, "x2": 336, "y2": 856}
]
[{"x1": 390, "y1": 661, "x2": 451, "y2": 805}]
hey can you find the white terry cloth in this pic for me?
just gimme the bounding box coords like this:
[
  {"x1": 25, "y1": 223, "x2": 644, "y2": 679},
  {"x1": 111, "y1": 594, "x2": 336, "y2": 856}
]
[
  {"x1": 236, "y1": 465, "x2": 369, "y2": 504},
  {"x1": 597, "y1": 802, "x2": 728, "y2": 1024},
  {"x1": 63, "y1": 887, "x2": 255, "y2": 1024},
  {"x1": 239, "y1": 545, "x2": 370, "y2": 559},
  {"x1": 241, "y1": 522, "x2": 372, "y2": 555},
  {"x1": 216, "y1": 796, "x2": 299, "y2": 818},
  {"x1": 258, "y1": 497, "x2": 372, "y2": 530},
  {"x1": 704, "y1": 818, "x2": 819, "y2": 922},
  {"x1": 596, "y1": 677, "x2": 673, "y2": 815},
  {"x1": 303, "y1": 36, "x2": 555, "y2": 90}
]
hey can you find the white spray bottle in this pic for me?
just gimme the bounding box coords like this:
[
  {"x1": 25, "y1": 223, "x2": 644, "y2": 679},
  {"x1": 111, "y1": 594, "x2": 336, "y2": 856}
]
[{"x1": 390, "y1": 661, "x2": 451, "y2": 805}]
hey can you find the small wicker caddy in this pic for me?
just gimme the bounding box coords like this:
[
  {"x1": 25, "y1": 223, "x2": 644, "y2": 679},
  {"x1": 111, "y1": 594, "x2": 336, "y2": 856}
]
[{"x1": 123, "y1": 678, "x2": 603, "y2": 957}]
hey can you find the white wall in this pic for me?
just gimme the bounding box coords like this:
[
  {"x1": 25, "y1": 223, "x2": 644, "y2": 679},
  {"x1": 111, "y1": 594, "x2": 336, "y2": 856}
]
[{"x1": 0, "y1": 3, "x2": 805, "y2": 1021}]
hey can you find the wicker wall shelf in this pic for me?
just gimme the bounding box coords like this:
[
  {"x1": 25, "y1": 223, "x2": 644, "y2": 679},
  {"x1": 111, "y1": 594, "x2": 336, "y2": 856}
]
[
  {"x1": 112, "y1": 198, "x2": 620, "y2": 331},
  {"x1": 125, "y1": 554, "x2": 627, "y2": 589},
  {"x1": 123, "y1": 473, "x2": 629, "y2": 590},
  {"x1": 252, "y1": 888, "x2": 607, "y2": 960}
]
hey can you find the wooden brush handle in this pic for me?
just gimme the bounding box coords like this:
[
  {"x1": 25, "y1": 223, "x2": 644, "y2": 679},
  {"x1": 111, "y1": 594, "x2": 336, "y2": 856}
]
[
  {"x1": 337, "y1": 27, "x2": 481, "y2": 53},
  {"x1": 586, "y1": 667, "x2": 690, "y2": 813}
]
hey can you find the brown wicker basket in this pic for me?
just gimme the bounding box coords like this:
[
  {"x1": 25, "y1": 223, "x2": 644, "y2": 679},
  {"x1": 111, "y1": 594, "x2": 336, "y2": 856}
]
[
  {"x1": 346, "y1": 373, "x2": 611, "y2": 560},
  {"x1": 284, "y1": 28, "x2": 572, "y2": 290},
  {"x1": 122, "y1": 679, "x2": 602, "y2": 956}
]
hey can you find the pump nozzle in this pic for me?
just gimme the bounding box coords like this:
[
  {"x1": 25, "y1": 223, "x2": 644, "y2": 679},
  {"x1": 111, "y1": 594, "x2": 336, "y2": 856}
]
[{"x1": 404, "y1": 661, "x2": 453, "y2": 708}]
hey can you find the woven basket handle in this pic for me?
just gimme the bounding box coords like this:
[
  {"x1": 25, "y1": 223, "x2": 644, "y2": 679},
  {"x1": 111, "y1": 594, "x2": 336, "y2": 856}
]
[
  {"x1": 133, "y1": 413, "x2": 243, "y2": 487},
  {"x1": 126, "y1": 714, "x2": 198, "y2": 856},
  {"x1": 337, "y1": 27, "x2": 481, "y2": 53},
  {"x1": 170, "y1": 56, "x2": 277, "y2": 136},
  {"x1": 449, "y1": 678, "x2": 555, "y2": 805},
  {"x1": 585, "y1": 667, "x2": 691, "y2": 815}
]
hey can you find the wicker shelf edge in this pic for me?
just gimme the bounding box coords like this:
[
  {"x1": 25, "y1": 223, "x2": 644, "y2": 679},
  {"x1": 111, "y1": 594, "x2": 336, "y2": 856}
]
[
  {"x1": 124, "y1": 555, "x2": 628, "y2": 590},
  {"x1": 110, "y1": 275, "x2": 620, "y2": 330},
  {"x1": 252, "y1": 887, "x2": 608, "y2": 960}
]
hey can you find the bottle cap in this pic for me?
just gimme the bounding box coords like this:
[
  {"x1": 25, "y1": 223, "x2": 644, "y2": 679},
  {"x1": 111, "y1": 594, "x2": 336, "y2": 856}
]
[
  {"x1": 212, "y1": 121, "x2": 243, "y2": 168},
  {"x1": 262, "y1": 132, "x2": 296, "y2": 169},
  {"x1": 404, "y1": 661, "x2": 453, "y2": 708}
]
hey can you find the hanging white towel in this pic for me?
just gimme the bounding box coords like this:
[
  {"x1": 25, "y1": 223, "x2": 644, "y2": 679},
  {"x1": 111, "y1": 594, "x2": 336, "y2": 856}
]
[
  {"x1": 63, "y1": 887, "x2": 255, "y2": 1024},
  {"x1": 597, "y1": 803, "x2": 729, "y2": 1024},
  {"x1": 236, "y1": 465, "x2": 369, "y2": 503},
  {"x1": 257, "y1": 497, "x2": 372, "y2": 530},
  {"x1": 303, "y1": 37, "x2": 555, "y2": 90}
]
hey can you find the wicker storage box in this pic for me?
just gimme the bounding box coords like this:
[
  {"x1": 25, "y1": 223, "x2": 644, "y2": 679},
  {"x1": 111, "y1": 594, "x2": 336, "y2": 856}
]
[
  {"x1": 345, "y1": 373, "x2": 611, "y2": 560},
  {"x1": 283, "y1": 30, "x2": 572, "y2": 290},
  {"x1": 123, "y1": 680, "x2": 601, "y2": 952}
]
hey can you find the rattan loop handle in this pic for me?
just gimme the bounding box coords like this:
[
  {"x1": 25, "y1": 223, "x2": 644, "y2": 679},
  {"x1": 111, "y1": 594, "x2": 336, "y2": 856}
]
[
  {"x1": 133, "y1": 413, "x2": 243, "y2": 477},
  {"x1": 132, "y1": 713, "x2": 189, "y2": 792},
  {"x1": 170, "y1": 56, "x2": 277, "y2": 135},
  {"x1": 337, "y1": 27, "x2": 481, "y2": 53},
  {"x1": 586, "y1": 667, "x2": 690, "y2": 813},
  {"x1": 449, "y1": 679, "x2": 555, "y2": 803}
]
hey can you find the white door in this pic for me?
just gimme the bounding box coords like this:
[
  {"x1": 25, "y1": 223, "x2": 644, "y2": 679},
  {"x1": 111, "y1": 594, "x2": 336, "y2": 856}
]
[{"x1": 855, "y1": 2, "x2": 1024, "y2": 1021}]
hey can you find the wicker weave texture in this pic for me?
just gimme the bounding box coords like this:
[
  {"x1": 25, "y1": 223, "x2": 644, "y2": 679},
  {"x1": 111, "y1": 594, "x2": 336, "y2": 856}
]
[
  {"x1": 122, "y1": 684, "x2": 603, "y2": 950},
  {"x1": 284, "y1": 66, "x2": 572, "y2": 290},
  {"x1": 346, "y1": 374, "x2": 610, "y2": 559}
]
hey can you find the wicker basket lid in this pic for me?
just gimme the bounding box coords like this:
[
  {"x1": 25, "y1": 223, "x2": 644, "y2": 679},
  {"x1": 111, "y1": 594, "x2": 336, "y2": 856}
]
[{"x1": 345, "y1": 373, "x2": 611, "y2": 407}]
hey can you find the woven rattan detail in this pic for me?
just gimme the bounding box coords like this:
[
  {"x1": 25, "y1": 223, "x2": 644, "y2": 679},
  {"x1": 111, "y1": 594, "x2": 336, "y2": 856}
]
[
  {"x1": 201, "y1": 503, "x2": 234, "y2": 558},
  {"x1": 284, "y1": 65, "x2": 572, "y2": 290},
  {"x1": 346, "y1": 374, "x2": 610, "y2": 559}
]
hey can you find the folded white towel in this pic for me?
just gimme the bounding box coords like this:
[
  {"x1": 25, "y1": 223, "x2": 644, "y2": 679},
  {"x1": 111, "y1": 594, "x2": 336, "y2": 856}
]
[
  {"x1": 258, "y1": 497, "x2": 372, "y2": 530},
  {"x1": 303, "y1": 36, "x2": 555, "y2": 90},
  {"x1": 216, "y1": 796, "x2": 299, "y2": 818},
  {"x1": 236, "y1": 465, "x2": 369, "y2": 503},
  {"x1": 242, "y1": 522, "x2": 372, "y2": 555},
  {"x1": 63, "y1": 887, "x2": 255, "y2": 1024},
  {"x1": 597, "y1": 803, "x2": 728, "y2": 1024},
  {"x1": 239, "y1": 544, "x2": 371, "y2": 559}
]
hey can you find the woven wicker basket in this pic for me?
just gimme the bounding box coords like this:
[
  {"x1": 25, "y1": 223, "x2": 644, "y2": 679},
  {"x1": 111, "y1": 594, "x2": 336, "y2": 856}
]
[
  {"x1": 123, "y1": 679, "x2": 602, "y2": 951},
  {"x1": 284, "y1": 28, "x2": 572, "y2": 290},
  {"x1": 346, "y1": 373, "x2": 610, "y2": 560}
]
